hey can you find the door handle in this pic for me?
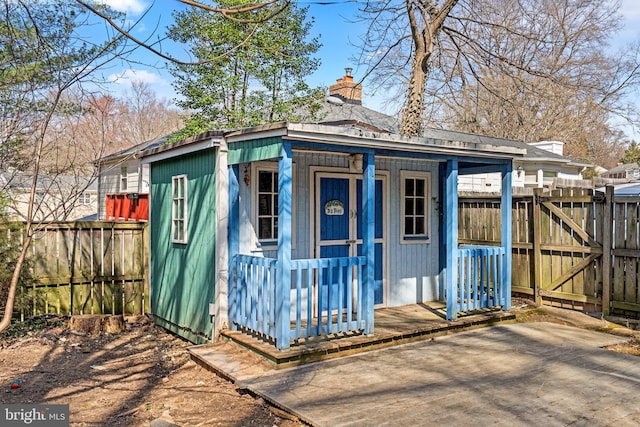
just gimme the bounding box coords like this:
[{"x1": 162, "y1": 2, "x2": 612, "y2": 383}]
[{"x1": 345, "y1": 240, "x2": 356, "y2": 244}]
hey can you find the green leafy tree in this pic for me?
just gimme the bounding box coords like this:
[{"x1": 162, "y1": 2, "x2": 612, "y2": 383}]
[
  {"x1": 167, "y1": 1, "x2": 323, "y2": 138},
  {"x1": 621, "y1": 141, "x2": 640, "y2": 166}
]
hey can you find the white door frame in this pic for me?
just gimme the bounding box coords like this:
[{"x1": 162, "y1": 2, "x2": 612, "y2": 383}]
[{"x1": 310, "y1": 167, "x2": 389, "y2": 308}]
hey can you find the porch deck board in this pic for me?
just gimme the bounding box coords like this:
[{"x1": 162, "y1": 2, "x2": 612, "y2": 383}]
[{"x1": 200, "y1": 302, "x2": 515, "y2": 369}]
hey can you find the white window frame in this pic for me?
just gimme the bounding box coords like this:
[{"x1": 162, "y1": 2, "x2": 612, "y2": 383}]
[
  {"x1": 78, "y1": 192, "x2": 92, "y2": 205},
  {"x1": 120, "y1": 166, "x2": 128, "y2": 193},
  {"x1": 400, "y1": 170, "x2": 431, "y2": 244},
  {"x1": 251, "y1": 162, "x2": 296, "y2": 251},
  {"x1": 172, "y1": 174, "x2": 188, "y2": 244}
]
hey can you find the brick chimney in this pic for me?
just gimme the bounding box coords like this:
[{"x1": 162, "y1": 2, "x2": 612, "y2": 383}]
[{"x1": 329, "y1": 68, "x2": 362, "y2": 105}]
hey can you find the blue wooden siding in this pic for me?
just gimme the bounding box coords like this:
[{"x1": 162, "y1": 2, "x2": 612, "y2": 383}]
[
  {"x1": 236, "y1": 152, "x2": 441, "y2": 310},
  {"x1": 378, "y1": 157, "x2": 440, "y2": 305}
]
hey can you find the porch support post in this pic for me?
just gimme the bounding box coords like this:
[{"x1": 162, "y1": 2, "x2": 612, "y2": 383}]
[
  {"x1": 214, "y1": 139, "x2": 229, "y2": 339},
  {"x1": 501, "y1": 163, "x2": 513, "y2": 310},
  {"x1": 445, "y1": 159, "x2": 459, "y2": 320},
  {"x1": 362, "y1": 151, "x2": 375, "y2": 335},
  {"x1": 228, "y1": 164, "x2": 240, "y2": 330},
  {"x1": 276, "y1": 141, "x2": 293, "y2": 350}
]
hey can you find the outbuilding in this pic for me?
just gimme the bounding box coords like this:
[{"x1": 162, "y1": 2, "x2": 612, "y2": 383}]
[{"x1": 140, "y1": 117, "x2": 524, "y2": 349}]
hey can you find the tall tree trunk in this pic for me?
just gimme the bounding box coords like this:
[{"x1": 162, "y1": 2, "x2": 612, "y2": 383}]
[
  {"x1": 401, "y1": 54, "x2": 429, "y2": 136},
  {"x1": 0, "y1": 235, "x2": 32, "y2": 332},
  {"x1": 0, "y1": 91, "x2": 57, "y2": 333},
  {"x1": 400, "y1": 0, "x2": 459, "y2": 136}
]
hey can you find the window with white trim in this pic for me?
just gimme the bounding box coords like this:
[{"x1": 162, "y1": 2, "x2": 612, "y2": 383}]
[
  {"x1": 257, "y1": 169, "x2": 278, "y2": 243},
  {"x1": 120, "y1": 166, "x2": 128, "y2": 193},
  {"x1": 172, "y1": 175, "x2": 188, "y2": 244},
  {"x1": 252, "y1": 162, "x2": 296, "y2": 249},
  {"x1": 400, "y1": 171, "x2": 431, "y2": 243},
  {"x1": 78, "y1": 193, "x2": 92, "y2": 205}
]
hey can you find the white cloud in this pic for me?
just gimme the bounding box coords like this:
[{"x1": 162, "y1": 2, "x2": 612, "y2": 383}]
[
  {"x1": 108, "y1": 68, "x2": 163, "y2": 85},
  {"x1": 108, "y1": 69, "x2": 176, "y2": 99},
  {"x1": 620, "y1": 0, "x2": 640, "y2": 19},
  {"x1": 98, "y1": 0, "x2": 148, "y2": 15}
]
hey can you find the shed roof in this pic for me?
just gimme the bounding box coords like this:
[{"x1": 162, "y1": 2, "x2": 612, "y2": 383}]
[
  {"x1": 299, "y1": 97, "x2": 586, "y2": 168},
  {"x1": 603, "y1": 162, "x2": 640, "y2": 175},
  {"x1": 96, "y1": 134, "x2": 169, "y2": 164}
]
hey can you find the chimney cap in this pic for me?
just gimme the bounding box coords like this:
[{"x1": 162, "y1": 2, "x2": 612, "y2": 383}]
[{"x1": 345, "y1": 67, "x2": 352, "y2": 77}]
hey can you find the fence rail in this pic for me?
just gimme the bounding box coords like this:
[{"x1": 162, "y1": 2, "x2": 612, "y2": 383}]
[
  {"x1": 8, "y1": 222, "x2": 148, "y2": 318},
  {"x1": 456, "y1": 245, "x2": 506, "y2": 312},
  {"x1": 231, "y1": 254, "x2": 367, "y2": 346},
  {"x1": 459, "y1": 187, "x2": 640, "y2": 317}
]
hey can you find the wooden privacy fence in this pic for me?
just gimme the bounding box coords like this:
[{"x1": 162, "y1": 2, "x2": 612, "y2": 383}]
[
  {"x1": 17, "y1": 222, "x2": 148, "y2": 318},
  {"x1": 459, "y1": 186, "x2": 640, "y2": 317}
]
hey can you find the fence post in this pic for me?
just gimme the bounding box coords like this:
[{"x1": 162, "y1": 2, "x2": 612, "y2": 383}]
[
  {"x1": 532, "y1": 188, "x2": 543, "y2": 305},
  {"x1": 601, "y1": 185, "x2": 613, "y2": 316}
]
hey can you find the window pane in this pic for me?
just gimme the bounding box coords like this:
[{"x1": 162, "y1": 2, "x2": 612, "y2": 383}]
[
  {"x1": 416, "y1": 198, "x2": 425, "y2": 215},
  {"x1": 259, "y1": 171, "x2": 272, "y2": 192},
  {"x1": 416, "y1": 179, "x2": 425, "y2": 196},
  {"x1": 415, "y1": 217, "x2": 425, "y2": 235},
  {"x1": 174, "y1": 221, "x2": 182, "y2": 241},
  {"x1": 405, "y1": 198, "x2": 414, "y2": 215},
  {"x1": 405, "y1": 178, "x2": 414, "y2": 196},
  {"x1": 405, "y1": 219, "x2": 414, "y2": 235},
  {"x1": 259, "y1": 218, "x2": 272, "y2": 239},
  {"x1": 259, "y1": 194, "x2": 271, "y2": 215},
  {"x1": 274, "y1": 217, "x2": 278, "y2": 237}
]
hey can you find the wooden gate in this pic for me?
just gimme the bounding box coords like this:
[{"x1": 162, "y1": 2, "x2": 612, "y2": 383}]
[
  {"x1": 460, "y1": 186, "x2": 640, "y2": 317},
  {"x1": 531, "y1": 188, "x2": 605, "y2": 311}
]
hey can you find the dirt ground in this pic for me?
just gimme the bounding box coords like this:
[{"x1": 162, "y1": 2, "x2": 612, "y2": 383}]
[
  {"x1": 0, "y1": 315, "x2": 301, "y2": 427},
  {"x1": 1, "y1": 300, "x2": 639, "y2": 426}
]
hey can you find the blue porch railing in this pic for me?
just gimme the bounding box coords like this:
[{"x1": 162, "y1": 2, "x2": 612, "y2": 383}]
[
  {"x1": 455, "y1": 245, "x2": 507, "y2": 313},
  {"x1": 231, "y1": 254, "x2": 368, "y2": 347}
]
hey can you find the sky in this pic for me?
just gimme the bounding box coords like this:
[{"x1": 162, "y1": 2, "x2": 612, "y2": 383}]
[{"x1": 97, "y1": 0, "x2": 640, "y2": 135}]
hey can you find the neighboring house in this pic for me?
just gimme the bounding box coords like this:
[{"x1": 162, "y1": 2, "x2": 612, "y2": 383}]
[
  {"x1": 137, "y1": 74, "x2": 527, "y2": 347},
  {"x1": 600, "y1": 163, "x2": 640, "y2": 181},
  {"x1": 95, "y1": 136, "x2": 167, "y2": 221},
  {"x1": 458, "y1": 140, "x2": 589, "y2": 193},
  {"x1": 0, "y1": 171, "x2": 97, "y2": 221},
  {"x1": 596, "y1": 182, "x2": 640, "y2": 196}
]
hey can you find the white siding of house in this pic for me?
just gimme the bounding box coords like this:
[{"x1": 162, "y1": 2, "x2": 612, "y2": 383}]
[{"x1": 97, "y1": 158, "x2": 144, "y2": 220}]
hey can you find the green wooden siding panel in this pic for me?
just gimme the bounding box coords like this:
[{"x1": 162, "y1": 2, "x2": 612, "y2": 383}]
[
  {"x1": 228, "y1": 136, "x2": 282, "y2": 164},
  {"x1": 150, "y1": 148, "x2": 216, "y2": 343}
]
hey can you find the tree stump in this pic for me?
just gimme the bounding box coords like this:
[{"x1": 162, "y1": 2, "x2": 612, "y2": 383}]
[
  {"x1": 69, "y1": 315, "x2": 102, "y2": 335},
  {"x1": 104, "y1": 315, "x2": 126, "y2": 334},
  {"x1": 69, "y1": 315, "x2": 126, "y2": 335}
]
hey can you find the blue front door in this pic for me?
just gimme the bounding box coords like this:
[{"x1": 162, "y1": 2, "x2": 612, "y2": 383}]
[{"x1": 317, "y1": 173, "x2": 385, "y2": 309}]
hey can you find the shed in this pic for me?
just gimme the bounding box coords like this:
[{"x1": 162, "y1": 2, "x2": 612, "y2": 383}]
[{"x1": 141, "y1": 120, "x2": 525, "y2": 348}]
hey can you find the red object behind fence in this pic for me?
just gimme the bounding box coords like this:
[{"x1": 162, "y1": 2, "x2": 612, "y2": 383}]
[{"x1": 106, "y1": 193, "x2": 149, "y2": 222}]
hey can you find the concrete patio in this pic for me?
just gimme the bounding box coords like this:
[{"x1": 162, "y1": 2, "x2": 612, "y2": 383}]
[{"x1": 189, "y1": 312, "x2": 640, "y2": 426}]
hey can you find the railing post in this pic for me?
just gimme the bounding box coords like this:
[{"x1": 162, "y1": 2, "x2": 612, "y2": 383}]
[
  {"x1": 276, "y1": 142, "x2": 292, "y2": 350},
  {"x1": 602, "y1": 185, "x2": 613, "y2": 316},
  {"x1": 445, "y1": 159, "x2": 459, "y2": 320},
  {"x1": 228, "y1": 164, "x2": 240, "y2": 329},
  {"x1": 532, "y1": 188, "x2": 543, "y2": 305},
  {"x1": 362, "y1": 152, "x2": 375, "y2": 335},
  {"x1": 501, "y1": 163, "x2": 512, "y2": 310}
]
